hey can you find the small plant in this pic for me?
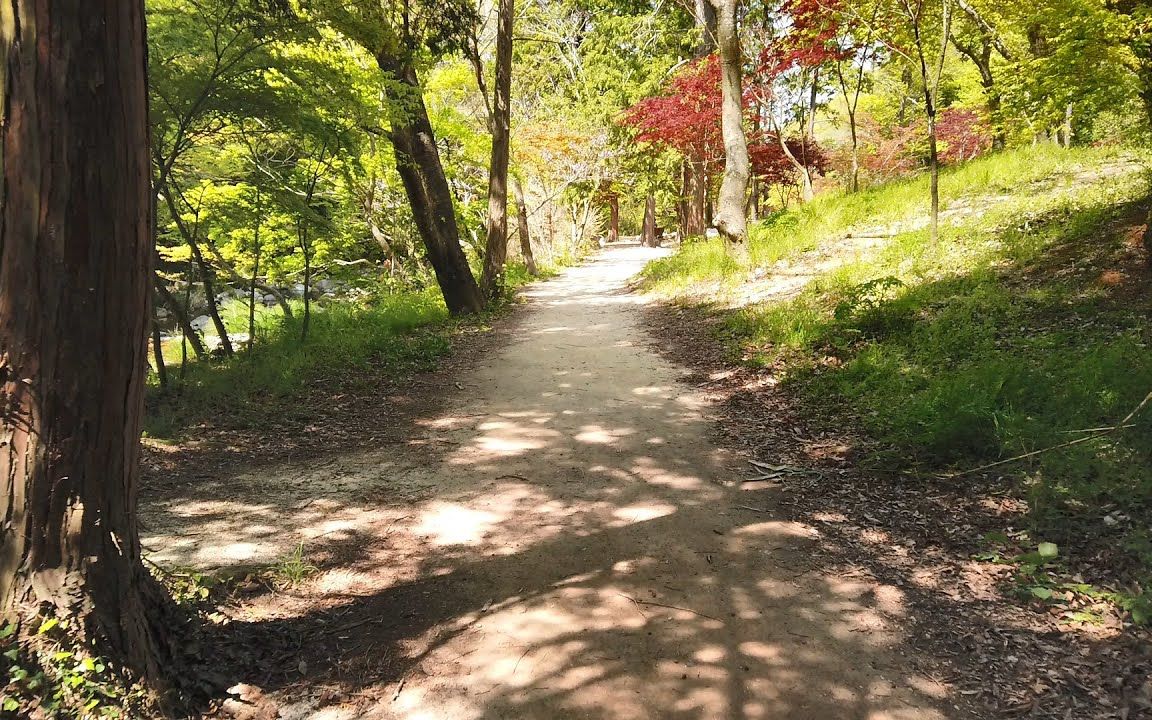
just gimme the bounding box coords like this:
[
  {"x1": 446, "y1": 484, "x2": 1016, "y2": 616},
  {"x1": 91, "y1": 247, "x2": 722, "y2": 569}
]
[{"x1": 267, "y1": 543, "x2": 318, "y2": 590}]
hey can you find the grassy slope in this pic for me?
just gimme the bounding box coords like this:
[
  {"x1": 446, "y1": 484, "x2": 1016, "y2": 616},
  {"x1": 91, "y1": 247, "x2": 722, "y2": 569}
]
[{"x1": 644, "y1": 145, "x2": 1152, "y2": 587}]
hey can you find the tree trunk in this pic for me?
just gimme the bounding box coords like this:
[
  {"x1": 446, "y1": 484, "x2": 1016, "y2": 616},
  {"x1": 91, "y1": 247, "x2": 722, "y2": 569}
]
[
  {"x1": 694, "y1": 0, "x2": 718, "y2": 56},
  {"x1": 152, "y1": 320, "x2": 169, "y2": 390},
  {"x1": 377, "y1": 54, "x2": 484, "y2": 316},
  {"x1": 849, "y1": 111, "x2": 861, "y2": 191},
  {"x1": 249, "y1": 189, "x2": 262, "y2": 352},
  {"x1": 683, "y1": 160, "x2": 708, "y2": 237},
  {"x1": 155, "y1": 276, "x2": 207, "y2": 359},
  {"x1": 160, "y1": 187, "x2": 234, "y2": 357},
  {"x1": 480, "y1": 0, "x2": 515, "y2": 301},
  {"x1": 928, "y1": 113, "x2": 941, "y2": 243},
  {"x1": 642, "y1": 194, "x2": 658, "y2": 247},
  {"x1": 188, "y1": 234, "x2": 234, "y2": 357},
  {"x1": 711, "y1": 0, "x2": 750, "y2": 260},
  {"x1": 511, "y1": 177, "x2": 538, "y2": 275},
  {"x1": 300, "y1": 222, "x2": 312, "y2": 342},
  {"x1": 608, "y1": 194, "x2": 620, "y2": 243},
  {"x1": 907, "y1": 0, "x2": 951, "y2": 244},
  {"x1": 0, "y1": 0, "x2": 178, "y2": 688}
]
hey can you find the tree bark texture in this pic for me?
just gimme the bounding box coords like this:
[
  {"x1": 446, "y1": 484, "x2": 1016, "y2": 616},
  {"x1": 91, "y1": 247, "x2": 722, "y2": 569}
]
[
  {"x1": 378, "y1": 54, "x2": 484, "y2": 316},
  {"x1": 710, "y1": 0, "x2": 750, "y2": 259},
  {"x1": 0, "y1": 0, "x2": 178, "y2": 686},
  {"x1": 480, "y1": 0, "x2": 515, "y2": 302}
]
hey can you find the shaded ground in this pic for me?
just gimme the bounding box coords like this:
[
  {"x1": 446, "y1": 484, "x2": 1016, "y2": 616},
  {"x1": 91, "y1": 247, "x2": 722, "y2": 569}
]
[
  {"x1": 642, "y1": 258, "x2": 1152, "y2": 718},
  {"x1": 143, "y1": 244, "x2": 967, "y2": 719}
]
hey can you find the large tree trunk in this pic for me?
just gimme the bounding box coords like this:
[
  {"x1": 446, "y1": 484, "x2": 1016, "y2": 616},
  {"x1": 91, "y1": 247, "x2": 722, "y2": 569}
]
[
  {"x1": 480, "y1": 0, "x2": 515, "y2": 301},
  {"x1": 378, "y1": 54, "x2": 484, "y2": 316},
  {"x1": 710, "y1": 0, "x2": 751, "y2": 260},
  {"x1": 0, "y1": 0, "x2": 178, "y2": 688}
]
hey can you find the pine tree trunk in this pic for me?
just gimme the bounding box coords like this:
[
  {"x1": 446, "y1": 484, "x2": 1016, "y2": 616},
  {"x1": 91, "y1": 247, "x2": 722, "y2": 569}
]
[
  {"x1": 710, "y1": 0, "x2": 750, "y2": 260},
  {"x1": 0, "y1": 0, "x2": 178, "y2": 688},
  {"x1": 480, "y1": 0, "x2": 515, "y2": 301},
  {"x1": 378, "y1": 54, "x2": 484, "y2": 316}
]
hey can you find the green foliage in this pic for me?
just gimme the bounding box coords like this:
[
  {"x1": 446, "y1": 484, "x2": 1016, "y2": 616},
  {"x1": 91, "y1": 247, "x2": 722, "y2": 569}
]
[
  {"x1": 1, "y1": 618, "x2": 148, "y2": 719},
  {"x1": 146, "y1": 287, "x2": 450, "y2": 437}
]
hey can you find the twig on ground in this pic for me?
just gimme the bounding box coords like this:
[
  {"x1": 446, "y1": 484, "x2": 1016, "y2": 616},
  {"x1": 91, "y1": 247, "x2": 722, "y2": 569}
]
[
  {"x1": 618, "y1": 593, "x2": 722, "y2": 622},
  {"x1": 735, "y1": 505, "x2": 771, "y2": 514},
  {"x1": 946, "y1": 389, "x2": 1152, "y2": 478}
]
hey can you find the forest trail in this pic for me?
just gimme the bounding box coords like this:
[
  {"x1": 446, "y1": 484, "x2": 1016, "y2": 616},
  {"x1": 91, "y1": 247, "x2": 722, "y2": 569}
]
[{"x1": 147, "y1": 245, "x2": 959, "y2": 720}]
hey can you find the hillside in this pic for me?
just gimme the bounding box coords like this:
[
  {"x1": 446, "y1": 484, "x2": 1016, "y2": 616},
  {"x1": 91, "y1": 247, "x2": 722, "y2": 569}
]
[{"x1": 642, "y1": 145, "x2": 1152, "y2": 718}]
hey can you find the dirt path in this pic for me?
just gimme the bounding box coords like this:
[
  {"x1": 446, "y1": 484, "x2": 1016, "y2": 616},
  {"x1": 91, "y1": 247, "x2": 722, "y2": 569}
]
[{"x1": 146, "y1": 245, "x2": 961, "y2": 720}]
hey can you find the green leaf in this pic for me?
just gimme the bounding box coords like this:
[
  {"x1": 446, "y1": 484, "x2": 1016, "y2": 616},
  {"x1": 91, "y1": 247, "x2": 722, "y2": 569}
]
[
  {"x1": 1037, "y1": 542, "x2": 1059, "y2": 559},
  {"x1": 37, "y1": 617, "x2": 59, "y2": 635},
  {"x1": 3, "y1": 697, "x2": 19, "y2": 711},
  {"x1": 0, "y1": 622, "x2": 15, "y2": 639},
  {"x1": 1030, "y1": 586, "x2": 1054, "y2": 600}
]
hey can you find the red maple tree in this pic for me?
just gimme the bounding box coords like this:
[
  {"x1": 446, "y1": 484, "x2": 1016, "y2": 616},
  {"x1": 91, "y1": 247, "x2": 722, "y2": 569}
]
[{"x1": 621, "y1": 56, "x2": 826, "y2": 186}]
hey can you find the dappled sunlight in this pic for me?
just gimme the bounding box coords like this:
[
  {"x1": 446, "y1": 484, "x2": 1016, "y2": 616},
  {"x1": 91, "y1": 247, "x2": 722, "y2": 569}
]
[
  {"x1": 142, "y1": 246, "x2": 954, "y2": 719},
  {"x1": 413, "y1": 503, "x2": 502, "y2": 546}
]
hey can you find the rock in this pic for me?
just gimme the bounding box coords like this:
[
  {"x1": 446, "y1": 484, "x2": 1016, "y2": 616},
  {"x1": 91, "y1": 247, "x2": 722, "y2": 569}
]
[
  {"x1": 222, "y1": 684, "x2": 277, "y2": 720},
  {"x1": 191, "y1": 315, "x2": 211, "y2": 331},
  {"x1": 262, "y1": 294, "x2": 278, "y2": 307}
]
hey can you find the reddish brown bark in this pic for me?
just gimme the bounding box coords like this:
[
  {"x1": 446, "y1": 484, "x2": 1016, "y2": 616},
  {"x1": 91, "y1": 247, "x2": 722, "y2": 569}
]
[{"x1": 0, "y1": 0, "x2": 177, "y2": 687}]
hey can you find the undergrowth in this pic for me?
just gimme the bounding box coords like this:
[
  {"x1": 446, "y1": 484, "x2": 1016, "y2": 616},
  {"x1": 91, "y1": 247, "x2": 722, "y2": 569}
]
[
  {"x1": 145, "y1": 261, "x2": 550, "y2": 440},
  {"x1": 644, "y1": 143, "x2": 1152, "y2": 614}
]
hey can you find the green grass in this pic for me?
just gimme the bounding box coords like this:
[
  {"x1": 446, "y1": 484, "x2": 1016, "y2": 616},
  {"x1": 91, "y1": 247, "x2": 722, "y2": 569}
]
[
  {"x1": 145, "y1": 261, "x2": 550, "y2": 440},
  {"x1": 641, "y1": 144, "x2": 1134, "y2": 296},
  {"x1": 644, "y1": 143, "x2": 1152, "y2": 588}
]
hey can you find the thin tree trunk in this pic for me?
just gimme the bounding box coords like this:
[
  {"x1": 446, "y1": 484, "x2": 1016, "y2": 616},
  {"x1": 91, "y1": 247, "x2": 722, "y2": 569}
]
[
  {"x1": 160, "y1": 187, "x2": 234, "y2": 356},
  {"x1": 300, "y1": 223, "x2": 312, "y2": 342},
  {"x1": 152, "y1": 320, "x2": 168, "y2": 390},
  {"x1": 608, "y1": 194, "x2": 620, "y2": 243},
  {"x1": 480, "y1": 0, "x2": 515, "y2": 301},
  {"x1": 710, "y1": 0, "x2": 751, "y2": 260},
  {"x1": 155, "y1": 276, "x2": 207, "y2": 359},
  {"x1": 511, "y1": 178, "x2": 538, "y2": 275},
  {"x1": 377, "y1": 54, "x2": 484, "y2": 316},
  {"x1": 205, "y1": 240, "x2": 292, "y2": 319},
  {"x1": 904, "y1": 0, "x2": 952, "y2": 244},
  {"x1": 249, "y1": 189, "x2": 261, "y2": 352},
  {"x1": 0, "y1": 0, "x2": 177, "y2": 688}
]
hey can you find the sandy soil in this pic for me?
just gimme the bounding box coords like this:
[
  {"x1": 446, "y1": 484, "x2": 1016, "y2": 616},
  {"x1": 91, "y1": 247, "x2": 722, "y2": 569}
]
[{"x1": 144, "y1": 245, "x2": 965, "y2": 720}]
